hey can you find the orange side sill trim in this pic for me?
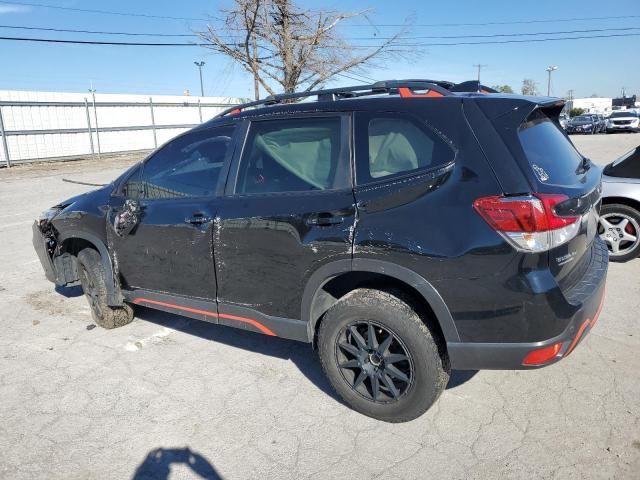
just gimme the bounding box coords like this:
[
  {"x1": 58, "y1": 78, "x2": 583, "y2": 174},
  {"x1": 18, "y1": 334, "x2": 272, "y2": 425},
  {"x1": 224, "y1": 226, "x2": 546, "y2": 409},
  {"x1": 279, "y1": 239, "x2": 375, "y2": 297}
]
[{"x1": 132, "y1": 298, "x2": 276, "y2": 336}]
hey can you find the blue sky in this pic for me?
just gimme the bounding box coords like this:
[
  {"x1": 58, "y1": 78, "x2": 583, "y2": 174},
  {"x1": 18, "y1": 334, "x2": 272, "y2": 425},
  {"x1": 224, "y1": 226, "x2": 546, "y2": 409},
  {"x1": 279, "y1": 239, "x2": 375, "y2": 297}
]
[{"x1": 0, "y1": 0, "x2": 638, "y2": 99}]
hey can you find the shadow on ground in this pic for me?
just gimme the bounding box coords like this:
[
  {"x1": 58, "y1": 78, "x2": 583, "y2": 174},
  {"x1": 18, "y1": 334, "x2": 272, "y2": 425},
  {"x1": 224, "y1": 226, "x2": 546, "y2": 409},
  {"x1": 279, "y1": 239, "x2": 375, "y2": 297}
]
[
  {"x1": 132, "y1": 447, "x2": 220, "y2": 480},
  {"x1": 134, "y1": 306, "x2": 478, "y2": 399}
]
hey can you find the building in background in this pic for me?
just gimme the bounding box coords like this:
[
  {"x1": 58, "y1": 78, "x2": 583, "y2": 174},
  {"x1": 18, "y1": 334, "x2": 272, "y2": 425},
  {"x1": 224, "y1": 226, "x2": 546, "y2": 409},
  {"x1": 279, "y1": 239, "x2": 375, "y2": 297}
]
[
  {"x1": 570, "y1": 97, "x2": 613, "y2": 114},
  {"x1": 612, "y1": 95, "x2": 638, "y2": 110}
]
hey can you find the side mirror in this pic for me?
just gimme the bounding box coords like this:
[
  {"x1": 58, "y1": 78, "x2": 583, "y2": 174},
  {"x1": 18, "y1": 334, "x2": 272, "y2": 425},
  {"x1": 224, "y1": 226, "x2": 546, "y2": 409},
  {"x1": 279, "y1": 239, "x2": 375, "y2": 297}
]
[{"x1": 114, "y1": 199, "x2": 141, "y2": 237}]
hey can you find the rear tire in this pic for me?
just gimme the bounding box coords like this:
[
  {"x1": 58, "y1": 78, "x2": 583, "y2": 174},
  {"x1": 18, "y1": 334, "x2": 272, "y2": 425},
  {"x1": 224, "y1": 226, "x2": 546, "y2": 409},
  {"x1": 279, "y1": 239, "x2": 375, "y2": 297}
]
[
  {"x1": 318, "y1": 288, "x2": 450, "y2": 422},
  {"x1": 77, "y1": 248, "x2": 134, "y2": 329}
]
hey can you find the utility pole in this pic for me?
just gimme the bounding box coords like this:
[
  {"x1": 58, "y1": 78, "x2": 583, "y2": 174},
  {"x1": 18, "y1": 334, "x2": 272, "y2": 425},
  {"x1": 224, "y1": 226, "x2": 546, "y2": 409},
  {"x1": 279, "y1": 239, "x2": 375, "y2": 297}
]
[
  {"x1": 546, "y1": 65, "x2": 558, "y2": 96},
  {"x1": 473, "y1": 64, "x2": 488, "y2": 84},
  {"x1": 194, "y1": 61, "x2": 205, "y2": 97}
]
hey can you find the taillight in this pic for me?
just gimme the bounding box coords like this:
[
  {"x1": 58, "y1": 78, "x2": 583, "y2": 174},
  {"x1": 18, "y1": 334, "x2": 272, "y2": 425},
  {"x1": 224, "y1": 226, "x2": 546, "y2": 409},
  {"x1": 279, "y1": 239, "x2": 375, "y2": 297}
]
[{"x1": 473, "y1": 194, "x2": 580, "y2": 252}]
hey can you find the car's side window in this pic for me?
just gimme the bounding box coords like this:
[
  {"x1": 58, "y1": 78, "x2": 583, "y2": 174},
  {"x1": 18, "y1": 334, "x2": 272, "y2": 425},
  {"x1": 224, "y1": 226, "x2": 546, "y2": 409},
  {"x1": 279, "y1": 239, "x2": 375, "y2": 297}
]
[
  {"x1": 235, "y1": 116, "x2": 347, "y2": 194},
  {"x1": 122, "y1": 126, "x2": 235, "y2": 200},
  {"x1": 357, "y1": 113, "x2": 455, "y2": 185}
]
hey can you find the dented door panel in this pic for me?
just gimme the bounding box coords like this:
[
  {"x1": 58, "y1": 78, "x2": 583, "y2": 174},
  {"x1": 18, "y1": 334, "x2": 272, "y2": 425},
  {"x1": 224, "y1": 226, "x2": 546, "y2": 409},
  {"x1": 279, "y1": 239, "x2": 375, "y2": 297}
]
[
  {"x1": 213, "y1": 191, "x2": 356, "y2": 319},
  {"x1": 107, "y1": 196, "x2": 218, "y2": 300}
]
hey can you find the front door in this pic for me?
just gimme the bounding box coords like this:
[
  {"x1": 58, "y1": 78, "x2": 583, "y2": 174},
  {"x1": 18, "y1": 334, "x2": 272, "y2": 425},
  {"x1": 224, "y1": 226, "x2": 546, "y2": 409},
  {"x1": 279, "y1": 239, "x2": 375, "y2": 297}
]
[
  {"x1": 108, "y1": 125, "x2": 237, "y2": 300},
  {"x1": 214, "y1": 114, "x2": 355, "y2": 321}
]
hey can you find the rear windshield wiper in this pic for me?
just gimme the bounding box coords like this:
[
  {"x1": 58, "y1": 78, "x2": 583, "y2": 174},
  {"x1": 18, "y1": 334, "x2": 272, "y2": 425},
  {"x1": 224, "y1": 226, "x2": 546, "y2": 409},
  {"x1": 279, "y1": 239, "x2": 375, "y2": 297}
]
[{"x1": 577, "y1": 157, "x2": 592, "y2": 174}]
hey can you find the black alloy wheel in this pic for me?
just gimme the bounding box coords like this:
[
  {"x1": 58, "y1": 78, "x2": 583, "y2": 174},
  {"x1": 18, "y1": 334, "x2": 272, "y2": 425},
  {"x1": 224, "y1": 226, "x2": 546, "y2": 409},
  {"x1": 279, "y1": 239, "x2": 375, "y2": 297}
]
[{"x1": 335, "y1": 321, "x2": 414, "y2": 403}]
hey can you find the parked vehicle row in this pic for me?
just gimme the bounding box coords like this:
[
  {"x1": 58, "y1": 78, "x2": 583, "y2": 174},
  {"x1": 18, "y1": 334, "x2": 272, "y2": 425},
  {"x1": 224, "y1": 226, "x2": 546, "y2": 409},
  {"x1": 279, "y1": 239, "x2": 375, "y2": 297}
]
[{"x1": 565, "y1": 111, "x2": 640, "y2": 134}]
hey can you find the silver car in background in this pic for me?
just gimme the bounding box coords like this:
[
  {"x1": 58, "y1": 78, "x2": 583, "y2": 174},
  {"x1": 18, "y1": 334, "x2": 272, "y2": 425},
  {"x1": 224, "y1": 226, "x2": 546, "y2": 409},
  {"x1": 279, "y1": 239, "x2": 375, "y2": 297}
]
[
  {"x1": 601, "y1": 145, "x2": 640, "y2": 261},
  {"x1": 606, "y1": 111, "x2": 640, "y2": 133}
]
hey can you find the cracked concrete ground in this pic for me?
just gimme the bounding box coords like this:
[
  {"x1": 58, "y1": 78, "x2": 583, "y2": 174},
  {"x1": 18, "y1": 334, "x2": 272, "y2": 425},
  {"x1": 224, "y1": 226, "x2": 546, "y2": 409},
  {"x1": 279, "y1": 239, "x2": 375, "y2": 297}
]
[{"x1": 1, "y1": 134, "x2": 639, "y2": 479}]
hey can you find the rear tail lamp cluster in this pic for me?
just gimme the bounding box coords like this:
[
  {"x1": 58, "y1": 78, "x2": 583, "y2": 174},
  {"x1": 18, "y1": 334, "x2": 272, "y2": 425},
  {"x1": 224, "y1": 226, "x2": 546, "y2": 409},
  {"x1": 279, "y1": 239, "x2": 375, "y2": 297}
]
[{"x1": 473, "y1": 194, "x2": 580, "y2": 253}]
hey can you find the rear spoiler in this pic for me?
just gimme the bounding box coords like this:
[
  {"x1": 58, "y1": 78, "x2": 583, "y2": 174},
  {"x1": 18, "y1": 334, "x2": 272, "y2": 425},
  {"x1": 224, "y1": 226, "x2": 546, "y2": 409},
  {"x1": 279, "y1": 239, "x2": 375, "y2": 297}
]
[{"x1": 449, "y1": 81, "x2": 498, "y2": 94}]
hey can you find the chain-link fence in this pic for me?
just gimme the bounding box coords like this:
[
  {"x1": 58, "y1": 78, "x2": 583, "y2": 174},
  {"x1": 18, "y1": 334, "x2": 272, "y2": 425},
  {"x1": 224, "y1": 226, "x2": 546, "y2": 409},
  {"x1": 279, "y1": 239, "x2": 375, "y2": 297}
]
[{"x1": 0, "y1": 91, "x2": 241, "y2": 167}]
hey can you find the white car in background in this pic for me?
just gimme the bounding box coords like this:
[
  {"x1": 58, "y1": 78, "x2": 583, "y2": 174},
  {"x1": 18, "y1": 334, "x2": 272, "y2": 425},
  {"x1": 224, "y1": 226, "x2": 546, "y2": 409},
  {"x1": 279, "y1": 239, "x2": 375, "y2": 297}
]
[{"x1": 606, "y1": 111, "x2": 640, "y2": 133}]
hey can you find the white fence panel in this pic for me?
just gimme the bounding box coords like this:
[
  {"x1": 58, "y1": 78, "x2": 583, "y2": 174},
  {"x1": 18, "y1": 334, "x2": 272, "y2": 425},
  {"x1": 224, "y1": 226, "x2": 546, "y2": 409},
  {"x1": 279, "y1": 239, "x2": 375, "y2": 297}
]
[{"x1": 0, "y1": 90, "x2": 241, "y2": 166}]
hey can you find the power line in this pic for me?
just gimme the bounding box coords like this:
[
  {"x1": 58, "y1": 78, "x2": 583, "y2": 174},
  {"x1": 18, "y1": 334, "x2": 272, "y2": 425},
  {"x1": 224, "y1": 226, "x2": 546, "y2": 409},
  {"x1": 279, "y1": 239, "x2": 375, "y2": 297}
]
[
  {"x1": 2, "y1": 32, "x2": 640, "y2": 48},
  {"x1": 349, "y1": 32, "x2": 640, "y2": 48},
  {"x1": 0, "y1": 24, "x2": 195, "y2": 37},
  {"x1": 0, "y1": 1, "x2": 205, "y2": 21},
  {"x1": 0, "y1": 36, "x2": 202, "y2": 46},
  {"x1": 356, "y1": 14, "x2": 640, "y2": 28},
  {"x1": 352, "y1": 26, "x2": 640, "y2": 40},
  {"x1": 1, "y1": 23, "x2": 639, "y2": 42},
  {"x1": 2, "y1": 1, "x2": 640, "y2": 28}
]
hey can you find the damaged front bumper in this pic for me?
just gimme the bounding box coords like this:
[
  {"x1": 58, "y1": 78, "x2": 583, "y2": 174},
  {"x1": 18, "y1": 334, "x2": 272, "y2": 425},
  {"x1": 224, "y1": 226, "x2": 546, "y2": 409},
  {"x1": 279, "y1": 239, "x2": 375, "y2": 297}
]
[{"x1": 32, "y1": 220, "x2": 78, "y2": 286}]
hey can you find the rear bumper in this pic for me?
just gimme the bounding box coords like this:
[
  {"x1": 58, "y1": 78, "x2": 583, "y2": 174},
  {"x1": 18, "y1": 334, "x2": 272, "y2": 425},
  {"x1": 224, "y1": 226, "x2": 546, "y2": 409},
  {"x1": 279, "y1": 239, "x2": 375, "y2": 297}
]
[
  {"x1": 606, "y1": 126, "x2": 639, "y2": 132},
  {"x1": 447, "y1": 238, "x2": 608, "y2": 370}
]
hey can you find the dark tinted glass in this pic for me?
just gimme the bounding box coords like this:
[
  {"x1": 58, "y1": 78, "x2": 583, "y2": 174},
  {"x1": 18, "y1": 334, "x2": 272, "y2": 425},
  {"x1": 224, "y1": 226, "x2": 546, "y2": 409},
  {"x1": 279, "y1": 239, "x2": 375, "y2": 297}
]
[
  {"x1": 360, "y1": 115, "x2": 455, "y2": 184},
  {"x1": 236, "y1": 117, "x2": 344, "y2": 194},
  {"x1": 129, "y1": 127, "x2": 234, "y2": 199},
  {"x1": 518, "y1": 110, "x2": 583, "y2": 185},
  {"x1": 604, "y1": 146, "x2": 640, "y2": 179}
]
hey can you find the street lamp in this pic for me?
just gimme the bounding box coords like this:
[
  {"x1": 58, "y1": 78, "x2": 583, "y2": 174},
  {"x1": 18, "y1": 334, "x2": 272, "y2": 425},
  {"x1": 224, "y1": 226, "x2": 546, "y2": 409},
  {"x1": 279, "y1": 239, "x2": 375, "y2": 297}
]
[
  {"x1": 546, "y1": 66, "x2": 558, "y2": 96},
  {"x1": 194, "y1": 61, "x2": 205, "y2": 97}
]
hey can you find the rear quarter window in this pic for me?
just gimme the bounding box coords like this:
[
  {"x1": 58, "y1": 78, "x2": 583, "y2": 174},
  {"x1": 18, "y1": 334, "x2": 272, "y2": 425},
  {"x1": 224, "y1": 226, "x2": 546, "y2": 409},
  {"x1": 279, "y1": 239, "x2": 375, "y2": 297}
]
[
  {"x1": 356, "y1": 113, "x2": 455, "y2": 185},
  {"x1": 518, "y1": 110, "x2": 584, "y2": 185}
]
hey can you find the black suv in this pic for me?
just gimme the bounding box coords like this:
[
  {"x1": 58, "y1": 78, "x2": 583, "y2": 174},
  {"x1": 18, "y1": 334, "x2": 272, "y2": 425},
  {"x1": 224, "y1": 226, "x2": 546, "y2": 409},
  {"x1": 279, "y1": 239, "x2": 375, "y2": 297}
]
[{"x1": 33, "y1": 80, "x2": 607, "y2": 422}]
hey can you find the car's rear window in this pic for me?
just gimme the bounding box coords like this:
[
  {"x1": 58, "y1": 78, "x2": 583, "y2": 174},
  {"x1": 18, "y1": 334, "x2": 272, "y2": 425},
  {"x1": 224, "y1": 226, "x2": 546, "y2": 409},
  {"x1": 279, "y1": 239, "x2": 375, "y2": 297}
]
[{"x1": 518, "y1": 109, "x2": 583, "y2": 185}]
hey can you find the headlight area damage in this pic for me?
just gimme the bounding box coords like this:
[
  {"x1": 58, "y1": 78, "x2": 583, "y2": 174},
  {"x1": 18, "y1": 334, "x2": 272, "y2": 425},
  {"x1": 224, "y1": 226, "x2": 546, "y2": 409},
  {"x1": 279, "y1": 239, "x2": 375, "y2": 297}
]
[{"x1": 32, "y1": 204, "x2": 80, "y2": 287}]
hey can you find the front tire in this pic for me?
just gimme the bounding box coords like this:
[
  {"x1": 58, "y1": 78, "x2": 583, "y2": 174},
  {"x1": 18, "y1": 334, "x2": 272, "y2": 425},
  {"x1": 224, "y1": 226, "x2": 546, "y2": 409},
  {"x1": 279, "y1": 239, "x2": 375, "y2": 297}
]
[
  {"x1": 318, "y1": 288, "x2": 450, "y2": 422},
  {"x1": 77, "y1": 248, "x2": 134, "y2": 329}
]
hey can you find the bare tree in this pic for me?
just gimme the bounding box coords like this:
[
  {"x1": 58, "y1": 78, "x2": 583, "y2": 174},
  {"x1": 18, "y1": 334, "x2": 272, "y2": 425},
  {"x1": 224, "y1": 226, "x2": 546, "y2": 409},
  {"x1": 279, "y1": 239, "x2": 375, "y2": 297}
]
[
  {"x1": 197, "y1": 0, "x2": 408, "y2": 99},
  {"x1": 521, "y1": 79, "x2": 538, "y2": 96},
  {"x1": 491, "y1": 84, "x2": 514, "y2": 94}
]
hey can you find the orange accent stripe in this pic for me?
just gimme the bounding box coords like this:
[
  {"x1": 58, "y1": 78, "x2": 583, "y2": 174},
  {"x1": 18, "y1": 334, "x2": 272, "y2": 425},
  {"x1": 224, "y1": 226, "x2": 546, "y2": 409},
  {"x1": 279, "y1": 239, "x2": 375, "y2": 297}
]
[
  {"x1": 132, "y1": 298, "x2": 276, "y2": 336},
  {"x1": 398, "y1": 87, "x2": 444, "y2": 98},
  {"x1": 218, "y1": 312, "x2": 276, "y2": 336},
  {"x1": 565, "y1": 289, "x2": 606, "y2": 356},
  {"x1": 565, "y1": 319, "x2": 591, "y2": 357}
]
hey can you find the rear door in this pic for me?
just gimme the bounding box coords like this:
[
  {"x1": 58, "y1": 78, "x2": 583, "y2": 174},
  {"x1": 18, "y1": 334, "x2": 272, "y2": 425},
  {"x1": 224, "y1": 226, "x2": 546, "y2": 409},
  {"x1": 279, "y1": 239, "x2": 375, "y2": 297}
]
[{"x1": 214, "y1": 113, "x2": 355, "y2": 321}]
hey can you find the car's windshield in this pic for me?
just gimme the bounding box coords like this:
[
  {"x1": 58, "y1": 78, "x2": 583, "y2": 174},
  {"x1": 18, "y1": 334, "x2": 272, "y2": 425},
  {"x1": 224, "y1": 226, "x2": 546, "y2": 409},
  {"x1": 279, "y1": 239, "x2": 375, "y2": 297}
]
[
  {"x1": 574, "y1": 116, "x2": 592, "y2": 121},
  {"x1": 610, "y1": 111, "x2": 637, "y2": 118}
]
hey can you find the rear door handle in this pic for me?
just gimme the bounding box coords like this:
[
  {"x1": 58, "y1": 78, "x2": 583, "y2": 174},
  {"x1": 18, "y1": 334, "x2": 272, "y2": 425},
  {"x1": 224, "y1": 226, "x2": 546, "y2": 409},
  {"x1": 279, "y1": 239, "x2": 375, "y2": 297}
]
[
  {"x1": 306, "y1": 213, "x2": 344, "y2": 226},
  {"x1": 185, "y1": 213, "x2": 212, "y2": 225}
]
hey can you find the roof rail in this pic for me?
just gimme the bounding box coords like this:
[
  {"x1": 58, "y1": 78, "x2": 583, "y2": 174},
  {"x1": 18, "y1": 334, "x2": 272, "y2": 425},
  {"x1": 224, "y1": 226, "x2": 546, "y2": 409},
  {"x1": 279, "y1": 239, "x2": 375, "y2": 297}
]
[{"x1": 214, "y1": 79, "x2": 494, "y2": 118}]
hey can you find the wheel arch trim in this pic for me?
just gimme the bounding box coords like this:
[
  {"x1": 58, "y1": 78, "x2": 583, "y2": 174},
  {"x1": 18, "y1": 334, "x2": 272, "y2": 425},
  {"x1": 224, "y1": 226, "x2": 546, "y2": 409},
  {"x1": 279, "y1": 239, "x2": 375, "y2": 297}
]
[
  {"x1": 302, "y1": 258, "x2": 460, "y2": 343},
  {"x1": 58, "y1": 230, "x2": 123, "y2": 305}
]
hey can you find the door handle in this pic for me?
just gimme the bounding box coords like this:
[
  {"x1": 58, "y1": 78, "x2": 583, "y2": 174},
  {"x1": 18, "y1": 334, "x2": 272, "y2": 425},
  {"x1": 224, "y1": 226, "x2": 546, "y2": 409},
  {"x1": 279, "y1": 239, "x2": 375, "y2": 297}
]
[
  {"x1": 185, "y1": 213, "x2": 212, "y2": 226},
  {"x1": 306, "y1": 213, "x2": 344, "y2": 226}
]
